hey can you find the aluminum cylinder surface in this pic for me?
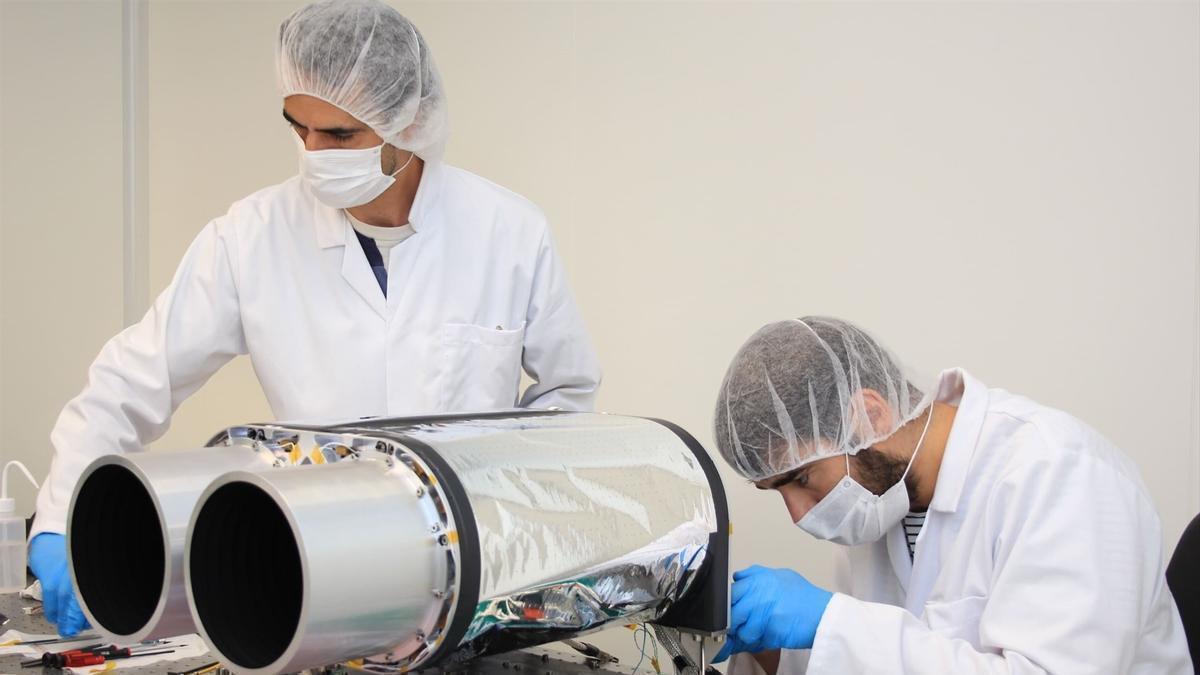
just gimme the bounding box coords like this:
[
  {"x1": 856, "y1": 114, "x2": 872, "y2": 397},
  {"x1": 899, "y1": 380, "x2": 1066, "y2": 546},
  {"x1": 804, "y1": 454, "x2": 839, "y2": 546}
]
[
  {"x1": 186, "y1": 412, "x2": 722, "y2": 674},
  {"x1": 185, "y1": 459, "x2": 441, "y2": 675},
  {"x1": 66, "y1": 447, "x2": 274, "y2": 642}
]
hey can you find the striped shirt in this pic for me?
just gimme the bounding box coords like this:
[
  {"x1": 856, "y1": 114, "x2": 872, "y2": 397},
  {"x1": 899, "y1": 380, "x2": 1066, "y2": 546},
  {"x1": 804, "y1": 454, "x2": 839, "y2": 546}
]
[{"x1": 903, "y1": 511, "x2": 927, "y2": 560}]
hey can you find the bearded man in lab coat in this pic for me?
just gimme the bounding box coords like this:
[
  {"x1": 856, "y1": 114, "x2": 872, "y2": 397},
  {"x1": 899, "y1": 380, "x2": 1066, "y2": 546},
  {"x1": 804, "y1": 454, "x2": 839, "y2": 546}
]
[
  {"x1": 712, "y1": 317, "x2": 1191, "y2": 674},
  {"x1": 28, "y1": 0, "x2": 600, "y2": 637}
]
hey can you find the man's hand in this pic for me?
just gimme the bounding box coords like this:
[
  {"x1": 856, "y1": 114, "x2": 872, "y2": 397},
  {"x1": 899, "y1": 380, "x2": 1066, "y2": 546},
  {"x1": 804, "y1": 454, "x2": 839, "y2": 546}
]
[
  {"x1": 28, "y1": 533, "x2": 91, "y2": 636},
  {"x1": 720, "y1": 565, "x2": 833, "y2": 657}
]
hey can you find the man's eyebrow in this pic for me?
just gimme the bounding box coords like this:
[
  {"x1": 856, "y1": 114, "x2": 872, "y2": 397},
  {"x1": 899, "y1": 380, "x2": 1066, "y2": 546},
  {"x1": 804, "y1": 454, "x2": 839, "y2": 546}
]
[{"x1": 281, "y1": 109, "x2": 362, "y2": 135}]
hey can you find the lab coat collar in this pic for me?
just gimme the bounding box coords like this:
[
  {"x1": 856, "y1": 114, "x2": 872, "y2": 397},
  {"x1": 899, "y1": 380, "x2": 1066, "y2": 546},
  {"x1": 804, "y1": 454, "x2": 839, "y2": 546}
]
[
  {"x1": 406, "y1": 159, "x2": 443, "y2": 233},
  {"x1": 313, "y1": 190, "x2": 345, "y2": 249},
  {"x1": 927, "y1": 368, "x2": 989, "y2": 514},
  {"x1": 312, "y1": 160, "x2": 445, "y2": 249}
]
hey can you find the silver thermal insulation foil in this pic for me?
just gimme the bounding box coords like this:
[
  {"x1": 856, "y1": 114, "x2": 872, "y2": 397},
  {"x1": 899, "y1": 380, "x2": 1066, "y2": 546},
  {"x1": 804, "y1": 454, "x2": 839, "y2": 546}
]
[{"x1": 393, "y1": 414, "x2": 718, "y2": 658}]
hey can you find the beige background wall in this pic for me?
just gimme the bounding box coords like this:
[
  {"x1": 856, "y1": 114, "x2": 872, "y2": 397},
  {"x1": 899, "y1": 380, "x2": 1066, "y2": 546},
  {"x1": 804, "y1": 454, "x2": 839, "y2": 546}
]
[
  {"x1": 1, "y1": 0, "x2": 126, "y2": 526},
  {"x1": 3, "y1": 0, "x2": 1199, "y2": 664}
]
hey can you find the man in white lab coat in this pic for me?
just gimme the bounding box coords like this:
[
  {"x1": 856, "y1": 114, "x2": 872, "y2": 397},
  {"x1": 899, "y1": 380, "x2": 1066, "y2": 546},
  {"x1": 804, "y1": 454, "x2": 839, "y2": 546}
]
[
  {"x1": 28, "y1": 0, "x2": 600, "y2": 636},
  {"x1": 712, "y1": 317, "x2": 1191, "y2": 674}
]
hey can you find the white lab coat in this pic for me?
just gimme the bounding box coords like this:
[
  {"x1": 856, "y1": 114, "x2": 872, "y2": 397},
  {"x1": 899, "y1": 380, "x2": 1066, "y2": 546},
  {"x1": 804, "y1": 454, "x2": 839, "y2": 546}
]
[
  {"x1": 728, "y1": 369, "x2": 1192, "y2": 675},
  {"x1": 33, "y1": 162, "x2": 601, "y2": 537}
]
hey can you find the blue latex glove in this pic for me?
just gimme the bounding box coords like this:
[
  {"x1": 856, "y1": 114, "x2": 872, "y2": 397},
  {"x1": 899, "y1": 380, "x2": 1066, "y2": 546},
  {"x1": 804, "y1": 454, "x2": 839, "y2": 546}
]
[
  {"x1": 713, "y1": 634, "x2": 747, "y2": 664},
  {"x1": 28, "y1": 533, "x2": 90, "y2": 636},
  {"x1": 725, "y1": 565, "x2": 833, "y2": 654}
]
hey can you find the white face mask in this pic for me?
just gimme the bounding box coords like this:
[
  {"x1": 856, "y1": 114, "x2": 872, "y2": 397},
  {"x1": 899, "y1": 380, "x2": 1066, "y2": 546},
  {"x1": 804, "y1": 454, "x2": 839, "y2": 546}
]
[
  {"x1": 296, "y1": 137, "x2": 415, "y2": 209},
  {"x1": 795, "y1": 405, "x2": 935, "y2": 546}
]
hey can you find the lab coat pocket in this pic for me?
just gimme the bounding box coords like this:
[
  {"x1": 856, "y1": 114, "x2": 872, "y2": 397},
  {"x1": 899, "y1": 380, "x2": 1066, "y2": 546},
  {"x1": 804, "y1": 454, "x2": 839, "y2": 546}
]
[
  {"x1": 922, "y1": 595, "x2": 988, "y2": 647},
  {"x1": 440, "y1": 323, "x2": 525, "y2": 412}
]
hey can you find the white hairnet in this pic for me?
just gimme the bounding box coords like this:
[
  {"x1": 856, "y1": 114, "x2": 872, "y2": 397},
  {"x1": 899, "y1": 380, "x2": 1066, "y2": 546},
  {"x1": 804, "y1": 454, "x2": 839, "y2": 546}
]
[
  {"x1": 713, "y1": 317, "x2": 930, "y2": 481},
  {"x1": 277, "y1": 0, "x2": 448, "y2": 161}
]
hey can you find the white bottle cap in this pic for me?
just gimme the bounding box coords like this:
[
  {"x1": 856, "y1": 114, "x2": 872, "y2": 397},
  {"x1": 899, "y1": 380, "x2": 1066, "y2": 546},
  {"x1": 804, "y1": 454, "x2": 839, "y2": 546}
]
[{"x1": 0, "y1": 497, "x2": 14, "y2": 514}]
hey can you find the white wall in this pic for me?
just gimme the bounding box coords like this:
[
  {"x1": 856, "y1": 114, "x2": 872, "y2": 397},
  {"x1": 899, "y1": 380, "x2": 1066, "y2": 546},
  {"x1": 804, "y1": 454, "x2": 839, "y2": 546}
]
[
  {"x1": 143, "y1": 0, "x2": 285, "y2": 450},
  {"x1": 2, "y1": 0, "x2": 1198, "y2": 664},
  {"x1": 0, "y1": 0, "x2": 126, "y2": 523}
]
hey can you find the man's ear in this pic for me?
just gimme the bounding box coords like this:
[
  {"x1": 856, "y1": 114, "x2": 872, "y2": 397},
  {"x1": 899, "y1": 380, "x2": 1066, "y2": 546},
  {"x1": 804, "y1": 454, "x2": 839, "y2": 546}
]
[{"x1": 860, "y1": 388, "x2": 895, "y2": 437}]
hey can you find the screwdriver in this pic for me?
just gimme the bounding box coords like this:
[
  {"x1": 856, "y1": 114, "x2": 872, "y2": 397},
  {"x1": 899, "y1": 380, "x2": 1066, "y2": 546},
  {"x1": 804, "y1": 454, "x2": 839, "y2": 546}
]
[
  {"x1": 88, "y1": 644, "x2": 173, "y2": 658},
  {"x1": 17, "y1": 643, "x2": 154, "y2": 665},
  {"x1": 9, "y1": 634, "x2": 101, "y2": 646},
  {"x1": 21, "y1": 648, "x2": 176, "y2": 668},
  {"x1": 20, "y1": 649, "x2": 92, "y2": 668}
]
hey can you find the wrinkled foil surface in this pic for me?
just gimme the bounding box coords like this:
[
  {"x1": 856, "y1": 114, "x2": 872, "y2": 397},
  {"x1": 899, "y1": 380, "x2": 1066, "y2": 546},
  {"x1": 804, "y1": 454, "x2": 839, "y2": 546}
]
[{"x1": 395, "y1": 414, "x2": 718, "y2": 660}]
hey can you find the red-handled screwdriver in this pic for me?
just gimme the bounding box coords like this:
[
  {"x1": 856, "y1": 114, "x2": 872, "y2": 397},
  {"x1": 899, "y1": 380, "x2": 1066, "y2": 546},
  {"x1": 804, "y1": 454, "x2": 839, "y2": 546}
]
[
  {"x1": 20, "y1": 647, "x2": 102, "y2": 668},
  {"x1": 19, "y1": 643, "x2": 175, "y2": 662},
  {"x1": 65, "y1": 643, "x2": 176, "y2": 662},
  {"x1": 62, "y1": 653, "x2": 106, "y2": 667}
]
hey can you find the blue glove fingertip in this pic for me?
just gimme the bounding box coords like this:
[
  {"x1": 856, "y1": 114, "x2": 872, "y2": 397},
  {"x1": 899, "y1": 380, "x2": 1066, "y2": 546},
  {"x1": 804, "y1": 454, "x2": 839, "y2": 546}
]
[
  {"x1": 731, "y1": 570, "x2": 766, "y2": 606},
  {"x1": 58, "y1": 605, "x2": 76, "y2": 637},
  {"x1": 732, "y1": 564, "x2": 768, "y2": 581},
  {"x1": 729, "y1": 605, "x2": 750, "y2": 634},
  {"x1": 57, "y1": 582, "x2": 77, "y2": 627},
  {"x1": 29, "y1": 533, "x2": 70, "y2": 625},
  {"x1": 63, "y1": 598, "x2": 89, "y2": 636}
]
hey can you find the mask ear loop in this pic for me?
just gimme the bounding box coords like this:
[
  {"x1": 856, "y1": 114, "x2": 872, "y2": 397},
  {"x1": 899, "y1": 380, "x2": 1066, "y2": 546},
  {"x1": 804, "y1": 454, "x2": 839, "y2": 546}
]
[
  {"x1": 388, "y1": 150, "x2": 416, "y2": 177},
  {"x1": 842, "y1": 403, "x2": 936, "y2": 485},
  {"x1": 899, "y1": 404, "x2": 937, "y2": 483}
]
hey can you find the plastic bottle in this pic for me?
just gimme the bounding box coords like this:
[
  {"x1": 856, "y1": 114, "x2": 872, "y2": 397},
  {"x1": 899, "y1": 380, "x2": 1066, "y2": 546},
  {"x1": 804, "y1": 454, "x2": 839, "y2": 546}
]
[{"x1": 1, "y1": 461, "x2": 39, "y2": 592}]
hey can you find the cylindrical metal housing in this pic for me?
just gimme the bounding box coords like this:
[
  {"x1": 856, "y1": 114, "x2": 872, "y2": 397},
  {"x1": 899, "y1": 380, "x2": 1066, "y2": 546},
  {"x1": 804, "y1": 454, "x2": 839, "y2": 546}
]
[
  {"x1": 67, "y1": 447, "x2": 275, "y2": 641},
  {"x1": 184, "y1": 412, "x2": 725, "y2": 675},
  {"x1": 186, "y1": 460, "x2": 442, "y2": 674}
]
